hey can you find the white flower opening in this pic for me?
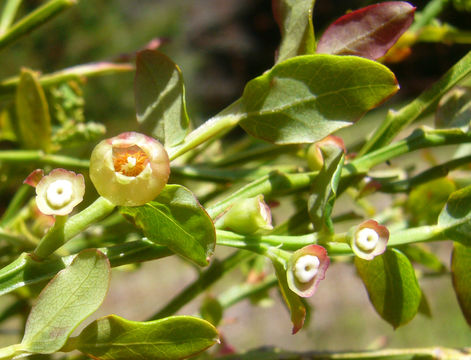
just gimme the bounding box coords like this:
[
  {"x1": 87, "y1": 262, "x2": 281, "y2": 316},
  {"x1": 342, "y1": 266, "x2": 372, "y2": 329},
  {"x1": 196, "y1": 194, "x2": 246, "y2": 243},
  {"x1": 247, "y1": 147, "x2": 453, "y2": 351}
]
[
  {"x1": 46, "y1": 179, "x2": 73, "y2": 209},
  {"x1": 355, "y1": 227, "x2": 379, "y2": 252},
  {"x1": 294, "y1": 254, "x2": 320, "y2": 283}
]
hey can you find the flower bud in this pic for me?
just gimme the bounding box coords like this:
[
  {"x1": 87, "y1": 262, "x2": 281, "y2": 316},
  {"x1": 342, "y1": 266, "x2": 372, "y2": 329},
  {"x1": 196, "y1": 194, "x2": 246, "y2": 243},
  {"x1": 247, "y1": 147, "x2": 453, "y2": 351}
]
[
  {"x1": 349, "y1": 219, "x2": 389, "y2": 260},
  {"x1": 306, "y1": 135, "x2": 345, "y2": 171},
  {"x1": 25, "y1": 169, "x2": 85, "y2": 216},
  {"x1": 217, "y1": 195, "x2": 273, "y2": 234},
  {"x1": 287, "y1": 245, "x2": 329, "y2": 297},
  {"x1": 89, "y1": 132, "x2": 170, "y2": 206}
]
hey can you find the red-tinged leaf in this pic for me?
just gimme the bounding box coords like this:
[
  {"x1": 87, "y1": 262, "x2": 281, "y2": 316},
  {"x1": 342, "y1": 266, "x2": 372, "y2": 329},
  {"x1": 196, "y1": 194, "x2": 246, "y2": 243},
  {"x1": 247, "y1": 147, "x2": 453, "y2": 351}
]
[
  {"x1": 317, "y1": 1, "x2": 415, "y2": 60},
  {"x1": 452, "y1": 242, "x2": 471, "y2": 326}
]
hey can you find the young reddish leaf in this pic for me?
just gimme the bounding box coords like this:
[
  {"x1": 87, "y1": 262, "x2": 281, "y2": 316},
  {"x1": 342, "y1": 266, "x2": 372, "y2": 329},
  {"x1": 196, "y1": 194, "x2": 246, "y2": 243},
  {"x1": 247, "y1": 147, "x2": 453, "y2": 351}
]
[
  {"x1": 317, "y1": 2, "x2": 415, "y2": 60},
  {"x1": 452, "y1": 242, "x2": 471, "y2": 326}
]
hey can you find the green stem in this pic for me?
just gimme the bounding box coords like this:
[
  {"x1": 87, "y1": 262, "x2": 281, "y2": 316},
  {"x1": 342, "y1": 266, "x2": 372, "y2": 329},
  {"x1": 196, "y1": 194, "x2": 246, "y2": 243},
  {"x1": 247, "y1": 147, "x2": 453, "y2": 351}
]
[
  {"x1": 64, "y1": 196, "x2": 116, "y2": 240},
  {"x1": 0, "y1": 344, "x2": 23, "y2": 360},
  {"x1": 349, "y1": 128, "x2": 471, "y2": 174},
  {"x1": 359, "y1": 49, "x2": 471, "y2": 155},
  {"x1": 167, "y1": 99, "x2": 244, "y2": 161},
  {"x1": 0, "y1": 184, "x2": 32, "y2": 227},
  {"x1": 409, "y1": 0, "x2": 450, "y2": 33},
  {"x1": 148, "y1": 250, "x2": 253, "y2": 320},
  {"x1": 0, "y1": 62, "x2": 133, "y2": 101},
  {"x1": 0, "y1": 239, "x2": 172, "y2": 297},
  {"x1": 381, "y1": 154, "x2": 471, "y2": 193},
  {"x1": 33, "y1": 214, "x2": 67, "y2": 259},
  {"x1": 0, "y1": 0, "x2": 76, "y2": 51},
  {"x1": 218, "y1": 274, "x2": 277, "y2": 309},
  {"x1": 0, "y1": 150, "x2": 89, "y2": 168},
  {"x1": 0, "y1": 0, "x2": 22, "y2": 34}
]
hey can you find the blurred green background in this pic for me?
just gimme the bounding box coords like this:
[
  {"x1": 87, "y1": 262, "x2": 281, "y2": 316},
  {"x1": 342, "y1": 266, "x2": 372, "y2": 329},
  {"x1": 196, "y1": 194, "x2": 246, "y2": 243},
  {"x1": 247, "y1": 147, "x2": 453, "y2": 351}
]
[{"x1": 1, "y1": 0, "x2": 471, "y2": 355}]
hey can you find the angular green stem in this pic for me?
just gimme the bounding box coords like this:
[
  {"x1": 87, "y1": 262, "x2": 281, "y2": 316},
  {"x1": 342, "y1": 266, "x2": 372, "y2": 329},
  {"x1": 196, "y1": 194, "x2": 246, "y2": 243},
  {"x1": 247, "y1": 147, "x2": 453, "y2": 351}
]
[
  {"x1": 0, "y1": 150, "x2": 89, "y2": 168},
  {"x1": 359, "y1": 49, "x2": 471, "y2": 155},
  {"x1": 33, "y1": 214, "x2": 67, "y2": 259},
  {"x1": 0, "y1": 184, "x2": 32, "y2": 226},
  {"x1": 409, "y1": 0, "x2": 450, "y2": 33},
  {"x1": 0, "y1": 0, "x2": 76, "y2": 51},
  {"x1": 0, "y1": 0, "x2": 22, "y2": 34}
]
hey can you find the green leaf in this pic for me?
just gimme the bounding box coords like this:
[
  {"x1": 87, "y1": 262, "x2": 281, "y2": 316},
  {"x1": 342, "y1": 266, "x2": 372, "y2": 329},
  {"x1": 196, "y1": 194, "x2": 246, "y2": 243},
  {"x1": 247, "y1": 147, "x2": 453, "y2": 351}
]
[
  {"x1": 120, "y1": 184, "x2": 215, "y2": 266},
  {"x1": 64, "y1": 314, "x2": 219, "y2": 360},
  {"x1": 397, "y1": 244, "x2": 446, "y2": 273},
  {"x1": 15, "y1": 68, "x2": 52, "y2": 152},
  {"x1": 272, "y1": 0, "x2": 316, "y2": 64},
  {"x1": 407, "y1": 177, "x2": 456, "y2": 226},
  {"x1": 200, "y1": 295, "x2": 223, "y2": 327},
  {"x1": 240, "y1": 54, "x2": 398, "y2": 144},
  {"x1": 308, "y1": 142, "x2": 344, "y2": 233},
  {"x1": 20, "y1": 249, "x2": 110, "y2": 354},
  {"x1": 272, "y1": 258, "x2": 306, "y2": 334},
  {"x1": 135, "y1": 49, "x2": 190, "y2": 146},
  {"x1": 452, "y1": 242, "x2": 471, "y2": 326},
  {"x1": 438, "y1": 185, "x2": 471, "y2": 245},
  {"x1": 355, "y1": 249, "x2": 421, "y2": 328}
]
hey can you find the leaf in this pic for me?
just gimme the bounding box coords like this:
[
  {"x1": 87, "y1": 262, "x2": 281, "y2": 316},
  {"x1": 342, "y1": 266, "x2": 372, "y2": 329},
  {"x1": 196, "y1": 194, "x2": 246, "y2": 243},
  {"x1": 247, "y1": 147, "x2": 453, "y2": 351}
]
[
  {"x1": 20, "y1": 250, "x2": 110, "y2": 354},
  {"x1": 120, "y1": 184, "x2": 215, "y2": 266},
  {"x1": 397, "y1": 244, "x2": 446, "y2": 273},
  {"x1": 438, "y1": 185, "x2": 471, "y2": 245},
  {"x1": 15, "y1": 68, "x2": 52, "y2": 152},
  {"x1": 64, "y1": 314, "x2": 219, "y2": 360},
  {"x1": 272, "y1": 0, "x2": 316, "y2": 64},
  {"x1": 200, "y1": 296, "x2": 223, "y2": 327},
  {"x1": 316, "y1": 2, "x2": 415, "y2": 60},
  {"x1": 355, "y1": 249, "x2": 421, "y2": 328},
  {"x1": 272, "y1": 258, "x2": 306, "y2": 334},
  {"x1": 452, "y1": 242, "x2": 471, "y2": 326},
  {"x1": 435, "y1": 86, "x2": 471, "y2": 131},
  {"x1": 407, "y1": 178, "x2": 456, "y2": 226},
  {"x1": 135, "y1": 49, "x2": 190, "y2": 146},
  {"x1": 308, "y1": 141, "x2": 344, "y2": 233},
  {"x1": 239, "y1": 54, "x2": 398, "y2": 144}
]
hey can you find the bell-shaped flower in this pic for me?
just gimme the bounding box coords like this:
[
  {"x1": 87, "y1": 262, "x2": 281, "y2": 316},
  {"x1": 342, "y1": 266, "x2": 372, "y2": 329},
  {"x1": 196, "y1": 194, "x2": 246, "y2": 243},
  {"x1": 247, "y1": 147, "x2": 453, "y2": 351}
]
[
  {"x1": 216, "y1": 195, "x2": 273, "y2": 234},
  {"x1": 89, "y1": 132, "x2": 170, "y2": 206},
  {"x1": 25, "y1": 169, "x2": 85, "y2": 216},
  {"x1": 287, "y1": 244, "x2": 329, "y2": 297},
  {"x1": 349, "y1": 219, "x2": 389, "y2": 260}
]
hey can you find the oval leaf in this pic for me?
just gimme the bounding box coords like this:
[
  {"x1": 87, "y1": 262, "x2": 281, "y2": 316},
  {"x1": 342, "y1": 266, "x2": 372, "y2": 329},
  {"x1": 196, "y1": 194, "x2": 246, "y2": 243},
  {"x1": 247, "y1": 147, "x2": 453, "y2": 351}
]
[
  {"x1": 135, "y1": 49, "x2": 190, "y2": 146},
  {"x1": 239, "y1": 54, "x2": 398, "y2": 144},
  {"x1": 355, "y1": 248, "x2": 421, "y2": 328},
  {"x1": 120, "y1": 184, "x2": 215, "y2": 266},
  {"x1": 452, "y1": 242, "x2": 471, "y2": 326},
  {"x1": 15, "y1": 68, "x2": 52, "y2": 152},
  {"x1": 66, "y1": 314, "x2": 219, "y2": 360},
  {"x1": 20, "y1": 249, "x2": 110, "y2": 354},
  {"x1": 272, "y1": 0, "x2": 316, "y2": 64},
  {"x1": 438, "y1": 185, "x2": 471, "y2": 245},
  {"x1": 316, "y1": 2, "x2": 415, "y2": 60}
]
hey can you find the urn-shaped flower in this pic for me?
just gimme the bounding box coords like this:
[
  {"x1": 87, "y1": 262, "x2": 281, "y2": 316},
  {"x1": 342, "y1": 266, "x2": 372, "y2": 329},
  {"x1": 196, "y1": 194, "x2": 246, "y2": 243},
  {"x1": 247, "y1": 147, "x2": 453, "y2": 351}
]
[
  {"x1": 349, "y1": 219, "x2": 389, "y2": 260},
  {"x1": 89, "y1": 132, "x2": 170, "y2": 206}
]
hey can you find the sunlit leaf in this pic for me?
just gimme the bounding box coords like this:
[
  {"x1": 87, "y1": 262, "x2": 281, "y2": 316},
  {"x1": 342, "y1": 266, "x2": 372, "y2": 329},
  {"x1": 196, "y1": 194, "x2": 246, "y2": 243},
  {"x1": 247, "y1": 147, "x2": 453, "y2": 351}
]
[
  {"x1": 240, "y1": 54, "x2": 398, "y2": 144},
  {"x1": 272, "y1": 0, "x2": 316, "y2": 63},
  {"x1": 317, "y1": 2, "x2": 415, "y2": 60},
  {"x1": 64, "y1": 314, "x2": 219, "y2": 360},
  {"x1": 15, "y1": 68, "x2": 52, "y2": 152},
  {"x1": 20, "y1": 250, "x2": 110, "y2": 354},
  {"x1": 452, "y1": 242, "x2": 471, "y2": 326},
  {"x1": 135, "y1": 49, "x2": 190, "y2": 146},
  {"x1": 438, "y1": 185, "x2": 471, "y2": 245},
  {"x1": 120, "y1": 184, "x2": 215, "y2": 266},
  {"x1": 355, "y1": 249, "x2": 421, "y2": 328}
]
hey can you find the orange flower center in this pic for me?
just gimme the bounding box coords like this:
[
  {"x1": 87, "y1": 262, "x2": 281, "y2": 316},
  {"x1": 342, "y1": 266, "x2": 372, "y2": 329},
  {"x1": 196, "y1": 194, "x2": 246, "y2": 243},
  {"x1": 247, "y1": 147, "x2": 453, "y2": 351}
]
[{"x1": 112, "y1": 145, "x2": 149, "y2": 177}]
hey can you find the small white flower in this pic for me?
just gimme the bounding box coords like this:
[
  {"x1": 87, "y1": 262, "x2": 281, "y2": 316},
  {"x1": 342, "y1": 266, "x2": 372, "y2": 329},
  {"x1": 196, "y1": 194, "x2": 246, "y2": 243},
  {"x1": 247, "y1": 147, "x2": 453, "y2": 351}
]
[
  {"x1": 294, "y1": 254, "x2": 320, "y2": 283},
  {"x1": 350, "y1": 219, "x2": 389, "y2": 260},
  {"x1": 30, "y1": 169, "x2": 85, "y2": 216}
]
